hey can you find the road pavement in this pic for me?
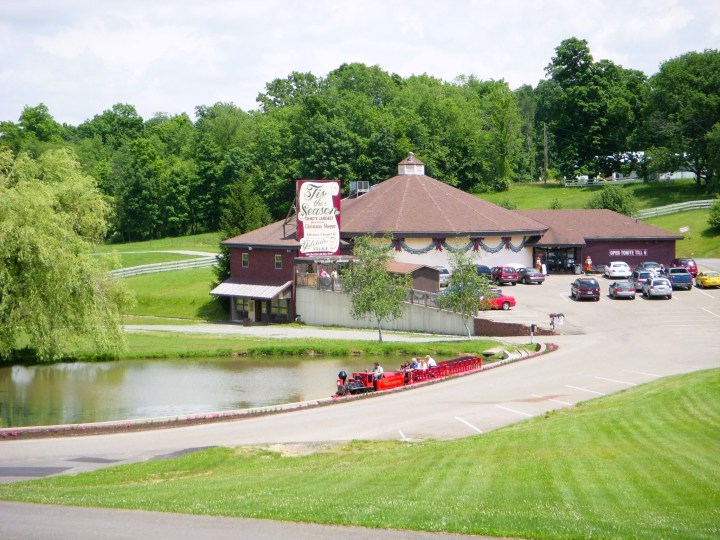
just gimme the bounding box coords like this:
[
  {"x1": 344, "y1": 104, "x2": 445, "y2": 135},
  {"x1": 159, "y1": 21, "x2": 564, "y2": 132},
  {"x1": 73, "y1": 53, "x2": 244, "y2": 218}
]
[{"x1": 2, "y1": 269, "x2": 719, "y2": 539}]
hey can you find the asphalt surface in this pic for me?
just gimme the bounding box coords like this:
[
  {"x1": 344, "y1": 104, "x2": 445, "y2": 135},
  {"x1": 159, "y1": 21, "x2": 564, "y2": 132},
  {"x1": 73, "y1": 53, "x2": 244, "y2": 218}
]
[{"x1": 2, "y1": 267, "x2": 719, "y2": 539}]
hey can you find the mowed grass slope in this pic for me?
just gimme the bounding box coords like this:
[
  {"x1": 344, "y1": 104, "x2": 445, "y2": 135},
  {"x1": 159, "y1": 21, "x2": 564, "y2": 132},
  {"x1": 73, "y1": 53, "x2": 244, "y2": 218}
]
[
  {"x1": 477, "y1": 179, "x2": 709, "y2": 210},
  {"x1": 646, "y1": 209, "x2": 720, "y2": 258},
  {"x1": 3, "y1": 370, "x2": 718, "y2": 540}
]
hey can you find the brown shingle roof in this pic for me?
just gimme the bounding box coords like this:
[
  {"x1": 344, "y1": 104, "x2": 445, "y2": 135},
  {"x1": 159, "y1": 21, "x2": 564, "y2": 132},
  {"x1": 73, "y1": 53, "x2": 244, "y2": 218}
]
[
  {"x1": 341, "y1": 174, "x2": 547, "y2": 237},
  {"x1": 518, "y1": 209, "x2": 682, "y2": 247},
  {"x1": 222, "y1": 215, "x2": 299, "y2": 248}
]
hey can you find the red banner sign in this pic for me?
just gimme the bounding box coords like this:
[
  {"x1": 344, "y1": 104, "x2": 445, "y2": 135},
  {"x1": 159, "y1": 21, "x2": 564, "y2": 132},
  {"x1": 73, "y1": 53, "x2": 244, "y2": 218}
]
[{"x1": 296, "y1": 180, "x2": 341, "y2": 256}]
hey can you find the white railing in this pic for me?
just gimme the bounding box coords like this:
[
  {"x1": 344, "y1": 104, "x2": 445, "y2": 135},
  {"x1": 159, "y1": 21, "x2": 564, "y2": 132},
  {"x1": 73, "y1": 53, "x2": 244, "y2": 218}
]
[
  {"x1": 109, "y1": 256, "x2": 219, "y2": 278},
  {"x1": 563, "y1": 177, "x2": 644, "y2": 187},
  {"x1": 633, "y1": 200, "x2": 714, "y2": 220}
]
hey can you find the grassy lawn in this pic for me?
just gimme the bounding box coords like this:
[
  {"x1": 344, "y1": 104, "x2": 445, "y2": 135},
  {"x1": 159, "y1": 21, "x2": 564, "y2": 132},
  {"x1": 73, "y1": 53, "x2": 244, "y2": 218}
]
[
  {"x1": 111, "y1": 330, "x2": 500, "y2": 360},
  {"x1": 478, "y1": 179, "x2": 709, "y2": 210},
  {"x1": 95, "y1": 232, "x2": 222, "y2": 255},
  {"x1": 646, "y1": 209, "x2": 720, "y2": 258},
  {"x1": 123, "y1": 267, "x2": 226, "y2": 321},
  {"x1": 2, "y1": 369, "x2": 717, "y2": 540}
]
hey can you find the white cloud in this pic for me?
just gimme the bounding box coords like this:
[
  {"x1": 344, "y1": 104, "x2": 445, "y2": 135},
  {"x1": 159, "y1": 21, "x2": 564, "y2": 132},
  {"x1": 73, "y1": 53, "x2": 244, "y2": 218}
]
[{"x1": 0, "y1": 0, "x2": 717, "y2": 125}]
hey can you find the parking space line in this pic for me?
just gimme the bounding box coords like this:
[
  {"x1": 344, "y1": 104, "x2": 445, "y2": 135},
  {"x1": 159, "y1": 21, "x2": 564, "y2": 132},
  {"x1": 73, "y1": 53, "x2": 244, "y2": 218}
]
[
  {"x1": 399, "y1": 430, "x2": 407, "y2": 441},
  {"x1": 565, "y1": 385, "x2": 606, "y2": 396},
  {"x1": 623, "y1": 369, "x2": 662, "y2": 378},
  {"x1": 595, "y1": 376, "x2": 636, "y2": 386},
  {"x1": 696, "y1": 289, "x2": 716, "y2": 299},
  {"x1": 495, "y1": 405, "x2": 533, "y2": 417},
  {"x1": 455, "y1": 416, "x2": 483, "y2": 434},
  {"x1": 701, "y1": 307, "x2": 720, "y2": 318},
  {"x1": 532, "y1": 393, "x2": 572, "y2": 406}
]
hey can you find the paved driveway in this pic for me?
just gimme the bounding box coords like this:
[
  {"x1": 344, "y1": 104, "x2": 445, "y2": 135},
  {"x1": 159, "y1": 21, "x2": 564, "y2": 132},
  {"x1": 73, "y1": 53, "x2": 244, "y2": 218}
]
[{"x1": 1, "y1": 267, "x2": 718, "y2": 538}]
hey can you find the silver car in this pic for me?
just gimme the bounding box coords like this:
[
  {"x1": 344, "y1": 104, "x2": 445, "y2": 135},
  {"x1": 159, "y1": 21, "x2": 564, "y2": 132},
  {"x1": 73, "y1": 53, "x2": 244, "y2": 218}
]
[
  {"x1": 629, "y1": 270, "x2": 653, "y2": 291},
  {"x1": 642, "y1": 277, "x2": 673, "y2": 299}
]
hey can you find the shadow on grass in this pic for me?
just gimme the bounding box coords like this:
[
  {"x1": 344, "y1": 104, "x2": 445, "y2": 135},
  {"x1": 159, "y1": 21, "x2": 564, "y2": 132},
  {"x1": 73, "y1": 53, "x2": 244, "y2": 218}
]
[{"x1": 196, "y1": 298, "x2": 228, "y2": 321}]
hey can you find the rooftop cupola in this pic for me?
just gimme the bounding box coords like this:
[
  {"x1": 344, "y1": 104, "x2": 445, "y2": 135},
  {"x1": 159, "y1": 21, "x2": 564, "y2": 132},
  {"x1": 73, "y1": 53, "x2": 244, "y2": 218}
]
[{"x1": 398, "y1": 152, "x2": 425, "y2": 176}]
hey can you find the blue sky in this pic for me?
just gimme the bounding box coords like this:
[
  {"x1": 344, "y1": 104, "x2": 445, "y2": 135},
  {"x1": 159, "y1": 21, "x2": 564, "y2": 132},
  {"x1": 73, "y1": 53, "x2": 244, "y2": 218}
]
[{"x1": 1, "y1": 0, "x2": 719, "y2": 125}]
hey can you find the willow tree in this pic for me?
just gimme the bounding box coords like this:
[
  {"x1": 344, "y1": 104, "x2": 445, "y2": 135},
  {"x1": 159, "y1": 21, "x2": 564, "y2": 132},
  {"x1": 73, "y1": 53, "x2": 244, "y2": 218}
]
[
  {"x1": 0, "y1": 147, "x2": 133, "y2": 362},
  {"x1": 340, "y1": 235, "x2": 411, "y2": 342}
]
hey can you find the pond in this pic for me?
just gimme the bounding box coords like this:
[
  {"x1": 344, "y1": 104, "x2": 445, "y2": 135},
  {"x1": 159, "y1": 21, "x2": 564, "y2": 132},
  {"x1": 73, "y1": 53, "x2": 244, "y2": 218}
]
[{"x1": 0, "y1": 356, "x2": 386, "y2": 428}]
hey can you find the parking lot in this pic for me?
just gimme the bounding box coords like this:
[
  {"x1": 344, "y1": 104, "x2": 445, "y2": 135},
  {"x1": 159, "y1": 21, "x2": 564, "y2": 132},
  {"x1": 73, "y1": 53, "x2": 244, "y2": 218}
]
[{"x1": 482, "y1": 271, "x2": 720, "y2": 357}]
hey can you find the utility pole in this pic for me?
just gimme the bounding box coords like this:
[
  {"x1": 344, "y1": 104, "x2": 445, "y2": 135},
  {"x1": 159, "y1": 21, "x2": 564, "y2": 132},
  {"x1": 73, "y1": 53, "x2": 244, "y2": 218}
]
[{"x1": 543, "y1": 122, "x2": 549, "y2": 183}]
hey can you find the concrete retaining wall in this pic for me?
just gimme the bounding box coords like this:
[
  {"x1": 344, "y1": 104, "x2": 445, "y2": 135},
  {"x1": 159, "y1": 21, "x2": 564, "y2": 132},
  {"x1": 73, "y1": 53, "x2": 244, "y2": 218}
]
[{"x1": 296, "y1": 288, "x2": 469, "y2": 335}]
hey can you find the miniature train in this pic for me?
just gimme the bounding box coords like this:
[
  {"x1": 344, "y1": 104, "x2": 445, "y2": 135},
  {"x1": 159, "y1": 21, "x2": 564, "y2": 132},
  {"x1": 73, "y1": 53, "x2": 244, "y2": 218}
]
[{"x1": 335, "y1": 355, "x2": 483, "y2": 396}]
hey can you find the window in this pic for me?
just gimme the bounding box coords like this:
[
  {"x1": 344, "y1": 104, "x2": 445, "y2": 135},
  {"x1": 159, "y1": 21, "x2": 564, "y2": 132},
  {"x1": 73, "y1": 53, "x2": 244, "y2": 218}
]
[
  {"x1": 275, "y1": 255, "x2": 282, "y2": 270},
  {"x1": 236, "y1": 298, "x2": 250, "y2": 319},
  {"x1": 242, "y1": 253, "x2": 249, "y2": 268}
]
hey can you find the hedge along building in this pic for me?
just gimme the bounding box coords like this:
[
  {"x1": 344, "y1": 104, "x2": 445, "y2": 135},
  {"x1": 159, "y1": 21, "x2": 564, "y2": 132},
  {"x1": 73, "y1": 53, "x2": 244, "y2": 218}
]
[{"x1": 213, "y1": 153, "x2": 548, "y2": 325}]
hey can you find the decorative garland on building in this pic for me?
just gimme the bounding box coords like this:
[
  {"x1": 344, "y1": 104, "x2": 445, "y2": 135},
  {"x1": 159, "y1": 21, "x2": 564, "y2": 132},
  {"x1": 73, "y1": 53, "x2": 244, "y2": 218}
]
[{"x1": 387, "y1": 236, "x2": 526, "y2": 254}]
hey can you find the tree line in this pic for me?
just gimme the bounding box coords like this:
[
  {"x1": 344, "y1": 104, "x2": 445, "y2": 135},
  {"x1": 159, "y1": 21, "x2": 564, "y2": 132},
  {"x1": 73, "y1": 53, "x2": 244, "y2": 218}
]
[{"x1": 1, "y1": 37, "x2": 719, "y2": 246}]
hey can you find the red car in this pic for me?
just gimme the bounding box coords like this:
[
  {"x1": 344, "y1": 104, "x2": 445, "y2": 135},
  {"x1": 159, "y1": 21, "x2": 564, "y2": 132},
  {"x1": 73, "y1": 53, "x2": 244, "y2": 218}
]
[
  {"x1": 490, "y1": 266, "x2": 518, "y2": 285},
  {"x1": 480, "y1": 290, "x2": 516, "y2": 310},
  {"x1": 670, "y1": 258, "x2": 698, "y2": 277}
]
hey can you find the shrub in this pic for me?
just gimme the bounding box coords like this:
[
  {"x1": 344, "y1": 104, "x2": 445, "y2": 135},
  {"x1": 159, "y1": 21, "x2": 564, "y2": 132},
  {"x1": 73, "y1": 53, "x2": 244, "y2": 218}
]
[
  {"x1": 585, "y1": 185, "x2": 639, "y2": 216},
  {"x1": 708, "y1": 199, "x2": 720, "y2": 230},
  {"x1": 498, "y1": 198, "x2": 517, "y2": 210}
]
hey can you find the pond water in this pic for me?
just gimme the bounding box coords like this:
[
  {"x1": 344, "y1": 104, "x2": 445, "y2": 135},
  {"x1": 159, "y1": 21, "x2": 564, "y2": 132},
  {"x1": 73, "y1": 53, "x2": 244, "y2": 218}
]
[{"x1": 0, "y1": 356, "x2": 384, "y2": 427}]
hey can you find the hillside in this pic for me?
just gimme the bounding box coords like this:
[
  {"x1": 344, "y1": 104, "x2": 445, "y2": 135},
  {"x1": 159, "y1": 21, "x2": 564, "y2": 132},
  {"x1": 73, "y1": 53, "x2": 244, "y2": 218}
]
[{"x1": 476, "y1": 179, "x2": 707, "y2": 210}]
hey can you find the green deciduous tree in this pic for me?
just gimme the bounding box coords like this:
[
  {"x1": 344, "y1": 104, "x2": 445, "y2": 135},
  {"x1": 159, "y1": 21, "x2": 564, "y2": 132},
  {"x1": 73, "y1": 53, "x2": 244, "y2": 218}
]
[
  {"x1": 438, "y1": 251, "x2": 491, "y2": 338},
  {"x1": 213, "y1": 148, "x2": 272, "y2": 287},
  {"x1": 0, "y1": 149, "x2": 133, "y2": 361},
  {"x1": 544, "y1": 37, "x2": 648, "y2": 178},
  {"x1": 340, "y1": 235, "x2": 412, "y2": 342},
  {"x1": 645, "y1": 49, "x2": 720, "y2": 191}
]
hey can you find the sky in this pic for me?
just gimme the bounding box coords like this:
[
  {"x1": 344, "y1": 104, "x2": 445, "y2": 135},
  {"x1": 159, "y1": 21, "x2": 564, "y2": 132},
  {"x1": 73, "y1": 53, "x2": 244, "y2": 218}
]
[{"x1": 1, "y1": 0, "x2": 719, "y2": 126}]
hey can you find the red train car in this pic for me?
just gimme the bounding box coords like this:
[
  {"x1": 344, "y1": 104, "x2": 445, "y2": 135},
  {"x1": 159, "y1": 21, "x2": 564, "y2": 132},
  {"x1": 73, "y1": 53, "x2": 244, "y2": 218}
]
[{"x1": 335, "y1": 355, "x2": 483, "y2": 396}]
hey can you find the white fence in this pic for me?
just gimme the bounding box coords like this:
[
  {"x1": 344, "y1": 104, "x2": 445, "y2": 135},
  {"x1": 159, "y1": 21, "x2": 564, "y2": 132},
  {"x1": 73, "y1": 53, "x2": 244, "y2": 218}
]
[
  {"x1": 109, "y1": 256, "x2": 218, "y2": 278},
  {"x1": 633, "y1": 200, "x2": 714, "y2": 220},
  {"x1": 563, "y1": 177, "x2": 644, "y2": 187}
]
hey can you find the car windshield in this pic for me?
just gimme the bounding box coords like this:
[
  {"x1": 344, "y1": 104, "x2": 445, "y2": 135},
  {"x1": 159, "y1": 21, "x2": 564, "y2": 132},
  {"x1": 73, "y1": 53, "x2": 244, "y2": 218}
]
[
  {"x1": 704, "y1": 271, "x2": 719, "y2": 277},
  {"x1": 653, "y1": 279, "x2": 670, "y2": 286},
  {"x1": 578, "y1": 279, "x2": 597, "y2": 286}
]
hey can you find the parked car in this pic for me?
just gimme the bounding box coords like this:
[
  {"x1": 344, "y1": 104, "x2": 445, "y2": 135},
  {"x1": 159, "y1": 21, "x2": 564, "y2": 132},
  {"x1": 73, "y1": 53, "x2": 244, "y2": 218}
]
[
  {"x1": 608, "y1": 280, "x2": 636, "y2": 299},
  {"x1": 490, "y1": 266, "x2": 518, "y2": 286},
  {"x1": 666, "y1": 267, "x2": 693, "y2": 290},
  {"x1": 635, "y1": 261, "x2": 662, "y2": 276},
  {"x1": 670, "y1": 257, "x2": 698, "y2": 277},
  {"x1": 438, "y1": 267, "x2": 451, "y2": 287},
  {"x1": 571, "y1": 277, "x2": 600, "y2": 301},
  {"x1": 476, "y1": 265, "x2": 492, "y2": 277},
  {"x1": 517, "y1": 267, "x2": 545, "y2": 285},
  {"x1": 695, "y1": 271, "x2": 720, "y2": 289},
  {"x1": 642, "y1": 277, "x2": 673, "y2": 299},
  {"x1": 480, "y1": 290, "x2": 516, "y2": 310},
  {"x1": 603, "y1": 261, "x2": 632, "y2": 279},
  {"x1": 629, "y1": 270, "x2": 653, "y2": 291}
]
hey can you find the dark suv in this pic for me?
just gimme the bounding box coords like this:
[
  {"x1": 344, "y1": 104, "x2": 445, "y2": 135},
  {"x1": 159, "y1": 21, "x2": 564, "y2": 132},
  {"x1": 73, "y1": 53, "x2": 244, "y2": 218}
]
[
  {"x1": 571, "y1": 277, "x2": 600, "y2": 301},
  {"x1": 490, "y1": 266, "x2": 518, "y2": 285},
  {"x1": 670, "y1": 258, "x2": 698, "y2": 277}
]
